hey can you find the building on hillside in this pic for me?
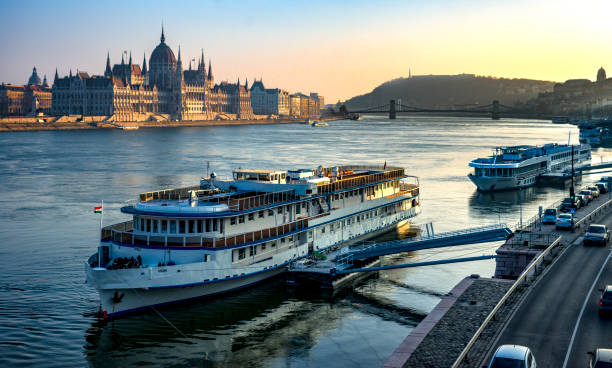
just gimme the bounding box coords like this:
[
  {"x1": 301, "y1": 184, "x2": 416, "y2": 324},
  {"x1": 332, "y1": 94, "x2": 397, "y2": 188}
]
[
  {"x1": 51, "y1": 27, "x2": 254, "y2": 121},
  {"x1": 249, "y1": 79, "x2": 290, "y2": 116},
  {"x1": 532, "y1": 67, "x2": 612, "y2": 117}
]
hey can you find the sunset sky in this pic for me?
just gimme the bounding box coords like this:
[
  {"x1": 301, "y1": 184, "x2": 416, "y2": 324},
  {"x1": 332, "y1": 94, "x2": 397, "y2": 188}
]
[{"x1": 1, "y1": 0, "x2": 611, "y2": 102}]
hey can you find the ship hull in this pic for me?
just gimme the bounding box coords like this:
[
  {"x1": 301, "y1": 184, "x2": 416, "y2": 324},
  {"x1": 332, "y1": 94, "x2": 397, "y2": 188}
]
[
  {"x1": 468, "y1": 174, "x2": 535, "y2": 192},
  {"x1": 92, "y1": 219, "x2": 409, "y2": 318},
  {"x1": 97, "y1": 267, "x2": 286, "y2": 317}
]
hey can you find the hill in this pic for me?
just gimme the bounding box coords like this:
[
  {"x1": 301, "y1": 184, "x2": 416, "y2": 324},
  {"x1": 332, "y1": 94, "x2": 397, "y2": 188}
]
[{"x1": 343, "y1": 74, "x2": 555, "y2": 109}]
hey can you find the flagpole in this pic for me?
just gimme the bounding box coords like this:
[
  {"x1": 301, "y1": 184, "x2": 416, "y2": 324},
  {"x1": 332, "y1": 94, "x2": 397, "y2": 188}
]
[{"x1": 98, "y1": 200, "x2": 103, "y2": 268}]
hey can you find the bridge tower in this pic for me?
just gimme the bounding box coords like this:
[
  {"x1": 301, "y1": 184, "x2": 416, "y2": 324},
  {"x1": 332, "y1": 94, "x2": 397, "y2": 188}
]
[
  {"x1": 492, "y1": 100, "x2": 500, "y2": 120},
  {"x1": 389, "y1": 99, "x2": 396, "y2": 119}
]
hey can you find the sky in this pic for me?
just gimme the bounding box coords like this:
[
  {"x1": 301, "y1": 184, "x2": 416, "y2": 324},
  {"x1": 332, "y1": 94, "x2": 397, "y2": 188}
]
[{"x1": 1, "y1": 0, "x2": 611, "y2": 103}]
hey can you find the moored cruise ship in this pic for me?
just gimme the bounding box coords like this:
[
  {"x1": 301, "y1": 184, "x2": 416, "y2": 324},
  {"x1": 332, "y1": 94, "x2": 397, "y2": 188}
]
[
  {"x1": 85, "y1": 165, "x2": 421, "y2": 317},
  {"x1": 468, "y1": 143, "x2": 591, "y2": 191}
]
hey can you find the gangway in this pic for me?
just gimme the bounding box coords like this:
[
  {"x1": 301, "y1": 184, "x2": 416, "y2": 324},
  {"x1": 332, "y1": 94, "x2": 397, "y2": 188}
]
[
  {"x1": 287, "y1": 224, "x2": 512, "y2": 289},
  {"x1": 336, "y1": 224, "x2": 512, "y2": 264}
]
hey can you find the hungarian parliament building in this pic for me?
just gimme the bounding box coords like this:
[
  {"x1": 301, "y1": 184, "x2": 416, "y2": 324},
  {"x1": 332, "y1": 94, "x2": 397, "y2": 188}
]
[{"x1": 1, "y1": 28, "x2": 323, "y2": 120}]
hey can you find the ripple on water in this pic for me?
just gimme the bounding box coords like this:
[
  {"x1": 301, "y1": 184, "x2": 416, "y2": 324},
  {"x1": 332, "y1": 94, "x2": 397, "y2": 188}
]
[{"x1": 0, "y1": 118, "x2": 602, "y2": 367}]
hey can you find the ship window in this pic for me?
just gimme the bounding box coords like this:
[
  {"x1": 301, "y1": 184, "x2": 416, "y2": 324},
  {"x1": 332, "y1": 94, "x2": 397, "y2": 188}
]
[
  {"x1": 278, "y1": 207, "x2": 283, "y2": 214},
  {"x1": 248, "y1": 213, "x2": 254, "y2": 221},
  {"x1": 179, "y1": 220, "x2": 186, "y2": 234},
  {"x1": 213, "y1": 219, "x2": 219, "y2": 232},
  {"x1": 322, "y1": 226, "x2": 326, "y2": 234},
  {"x1": 258, "y1": 210, "x2": 264, "y2": 218},
  {"x1": 308, "y1": 231, "x2": 312, "y2": 238},
  {"x1": 140, "y1": 218, "x2": 145, "y2": 231},
  {"x1": 302, "y1": 202, "x2": 307, "y2": 208},
  {"x1": 198, "y1": 220, "x2": 204, "y2": 232},
  {"x1": 188, "y1": 220, "x2": 194, "y2": 233},
  {"x1": 203, "y1": 254, "x2": 209, "y2": 262},
  {"x1": 152, "y1": 220, "x2": 159, "y2": 233},
  {"x1": 146, "y1": 218, "x2": 151, "y2": 233},
  {"x1": 206, "y1": 219, "x2": 211, "y2": 232},
  {"x1": 249, "y1": 246, "x2": 256, "y2": 256},
  {"x1": 231, "y1": 217, "x2": 236, "y2": 225},
  {"x1": 281, "y1": 237, "x2": 286, "y2": 243},
  {"x1": 170, "y1": 221, "x2": 177, "y2": 234},
  {"x1": 268, "y1": 209, "x2": 274, "y2": 216},
  {"x1": 296, "y1": 205, "x2": 301, "y2": 214},
  {"x1": 161, "y1": 220, "x2": 167, "y2": 233},
  {"x1": 262, "y1": 243, "x2": 266, "y2": 250},
  {"x1": 271, "y1": 241, "x2": 276, "y2": 247},
  {"x1": 239, "y1": 215, "x2": 245, "y2": 224},
  {"x1": 238, "y1": 248, "x2": 246, "y2": 260}
]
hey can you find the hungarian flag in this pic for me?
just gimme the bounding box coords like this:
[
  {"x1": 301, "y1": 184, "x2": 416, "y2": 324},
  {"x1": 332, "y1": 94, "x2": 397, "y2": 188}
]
[{"x1": 94, "y1": 205, "x2": 103, "y2": 214}]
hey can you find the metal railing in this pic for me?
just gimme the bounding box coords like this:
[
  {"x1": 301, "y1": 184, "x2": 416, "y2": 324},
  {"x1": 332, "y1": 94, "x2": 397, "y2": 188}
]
[
  {"x1": 317, "y1": 168, "x2": 406, "y2": 194},
  {"x1": 452, "y1": 235, "x2": 562, "y2": 368},
  {"x1": 335, "y1": 223, "x2": 510, "y2": 264},
  {"x1": 101, "y1": 213, "x2": 329, "y2": 248}
]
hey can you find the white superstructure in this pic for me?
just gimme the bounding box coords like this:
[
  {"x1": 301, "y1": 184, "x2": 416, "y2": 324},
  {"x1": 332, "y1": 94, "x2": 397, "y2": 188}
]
[
  {"x1": 85, "y1": 165, "x2": 421, "y2": 317},
  {"x1": 468, "y1": 143, "x2": 591, "y2": 191}
]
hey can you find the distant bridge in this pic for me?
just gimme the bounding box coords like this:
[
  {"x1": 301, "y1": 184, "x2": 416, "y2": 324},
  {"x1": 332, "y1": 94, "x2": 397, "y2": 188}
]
[{"x1": 347, "y1": 100, "x2": 544, "y2": 120}]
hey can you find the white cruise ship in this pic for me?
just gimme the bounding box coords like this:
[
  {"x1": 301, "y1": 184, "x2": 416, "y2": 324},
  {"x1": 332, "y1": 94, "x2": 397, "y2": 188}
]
[
  {"x1": 85, "y1": 165, "x2": 421, "y2": 317},
  {"x1": 468, "y1": 143, "x2": 591, "y2": 191}
]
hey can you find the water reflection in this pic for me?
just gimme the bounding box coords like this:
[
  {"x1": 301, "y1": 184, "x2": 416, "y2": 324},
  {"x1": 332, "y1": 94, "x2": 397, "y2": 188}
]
[{"x1": 84, "y1": 274, "x2": 421, "y2": 368}]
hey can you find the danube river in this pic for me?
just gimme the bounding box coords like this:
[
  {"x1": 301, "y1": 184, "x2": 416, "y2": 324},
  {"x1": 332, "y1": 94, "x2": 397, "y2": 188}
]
[{"x1": 0, "y1": 117, "x2": 607, "y2": 367}]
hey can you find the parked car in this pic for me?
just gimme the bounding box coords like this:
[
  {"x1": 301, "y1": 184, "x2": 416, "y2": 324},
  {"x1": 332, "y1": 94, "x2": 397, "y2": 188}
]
[
  {"x1": 488, "y1": 345, "x2": 537, "y2": 368},
  {"x1": 542, "y1": 208, "x2": 557, "y2": 224},
  {"x1": 556, "y1": 213, "x2": 574, "y2": 230},
  {"x1": 600, "y1": 176, "x2": 612, "y2": 183},
  {"x1": 596, "y1": 182, "x2": 609, "y2": 194},
  {"x1": 580, "y1": 190, "x2": 594, "y2": 203},
  {"x1": 584, "y1": 224, "x2": 609, "y2": 246},
  {"x1": 589, "y1": 348, "x2": 612, "y2": 367},
  {"x1": 599, "y1": 285, "x2": 612, "y2": 317},
  {"x1": 560, "y1": 197, "x2": 580, "y2": 213},
  {"x1": 577, "y1": 194, "x2": 588, "y2": 207},
  {"x1": 588, "y1": 186, "x2": 601, "y2": 198}
]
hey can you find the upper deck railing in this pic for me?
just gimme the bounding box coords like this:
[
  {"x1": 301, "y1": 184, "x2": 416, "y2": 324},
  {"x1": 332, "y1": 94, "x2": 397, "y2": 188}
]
[
  {"x1": 139, "y1": 185, "x2": 204, "y2": 202},
  {"x1": 101, "y1": 212, "x2": 329, "y2": 248},
  {"x1": 133, "y1": 167, "x2": 415, "y2": 213},
  {"x1": 317, "y1": 167, "x2": 406, "y2": 194},
  {"x1": 206, "y1": 189, "x2": 297, "y2": 212}
]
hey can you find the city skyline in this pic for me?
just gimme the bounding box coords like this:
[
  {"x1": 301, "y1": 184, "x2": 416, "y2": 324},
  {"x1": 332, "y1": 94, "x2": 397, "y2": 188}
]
[{"x1": 1, "y1": 0, "x2": 612, "y2": 103}]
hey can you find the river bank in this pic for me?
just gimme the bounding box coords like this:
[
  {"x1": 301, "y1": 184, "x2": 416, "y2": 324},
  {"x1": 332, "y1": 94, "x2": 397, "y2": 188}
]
[{"x1": 0, "y1": 115, "x2": 345, "y2": 132}]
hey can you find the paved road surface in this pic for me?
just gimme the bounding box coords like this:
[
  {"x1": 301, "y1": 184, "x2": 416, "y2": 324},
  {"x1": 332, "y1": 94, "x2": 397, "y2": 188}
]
[{"x1": 493, "y1": 209, "x2": 612, "y2": 367}]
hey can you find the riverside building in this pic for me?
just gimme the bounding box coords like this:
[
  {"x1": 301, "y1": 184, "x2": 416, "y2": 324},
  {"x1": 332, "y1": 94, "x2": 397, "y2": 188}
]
[
  {"x1": 51, "y1": 27, "x2": 254, "y2": 121},
  {"x1": 0, "y1": 67, "x2": 51, "y2": 116}
]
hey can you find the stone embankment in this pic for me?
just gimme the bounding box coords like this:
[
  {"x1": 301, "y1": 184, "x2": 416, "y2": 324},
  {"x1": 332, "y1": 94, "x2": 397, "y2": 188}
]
[
  {"x1": 0, "y1": 115, "x2": 346, "y2": 132},
  {"x1": 384, "y1": 191, "x2": 612, "y2": 368}
]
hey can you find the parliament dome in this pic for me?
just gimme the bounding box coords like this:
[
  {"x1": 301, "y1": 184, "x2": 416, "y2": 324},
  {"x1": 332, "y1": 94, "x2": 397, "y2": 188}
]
[{"x1": 150, "y1": 28, "x2": 176, "y2": 66}]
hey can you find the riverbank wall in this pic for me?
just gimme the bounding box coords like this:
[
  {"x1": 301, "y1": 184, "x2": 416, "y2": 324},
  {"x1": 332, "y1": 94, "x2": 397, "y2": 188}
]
[
  {"x1": 384, "y1": 192, "x2": 612, "y2": 367},
  {"x1": 0, "y1": 115, "x2": 346, "y2": 132}
]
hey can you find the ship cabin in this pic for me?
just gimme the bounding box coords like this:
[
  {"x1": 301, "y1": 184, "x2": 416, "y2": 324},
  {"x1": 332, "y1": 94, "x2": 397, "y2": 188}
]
[
  {"x1": 96, "y1": 165, "x2": 420, "y2": 269},
  {"x1": 469, "y1": 143, "x2": 591, "y2": 179}
]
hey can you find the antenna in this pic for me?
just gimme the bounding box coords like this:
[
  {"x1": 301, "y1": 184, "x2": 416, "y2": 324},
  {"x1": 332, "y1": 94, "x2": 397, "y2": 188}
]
[
  {"x1": 206, "y1": 161, "x2": 210, "y2": 179},
  {"x1": 568, "y1": 131, "x2": 571, "y2": 146}
]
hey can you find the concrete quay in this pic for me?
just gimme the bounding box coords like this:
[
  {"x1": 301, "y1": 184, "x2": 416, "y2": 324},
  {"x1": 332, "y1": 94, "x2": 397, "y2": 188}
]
[
  {"x1": 0, "y1": 115, "x2": 345, "y2": 132},
  {"x1": 384, "y1": 190, "x2": 612, "y2": 368}
]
